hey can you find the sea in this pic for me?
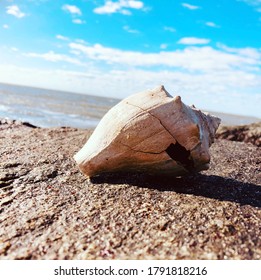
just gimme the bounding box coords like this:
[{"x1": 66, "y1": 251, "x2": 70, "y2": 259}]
[{"x1": 0, "y1": 83, "x2": 260, "y2": 129}]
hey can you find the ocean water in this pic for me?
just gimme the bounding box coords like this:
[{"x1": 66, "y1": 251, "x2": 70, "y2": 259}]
[
  {"x1": 0, "y1": 83, "x2": 119, "y2": 128},
  {"x1": 0, "y1": 83, "x2": 260, "y2": 128}
]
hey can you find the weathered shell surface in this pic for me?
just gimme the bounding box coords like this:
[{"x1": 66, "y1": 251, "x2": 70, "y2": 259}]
[{"x1": 74, "y1": 85, "x2": 221, "y2": 177}]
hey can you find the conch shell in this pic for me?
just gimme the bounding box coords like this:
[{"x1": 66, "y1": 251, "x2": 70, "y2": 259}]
[{"x1": 74, "y1": 86, "x2": 220, "y2": 177}]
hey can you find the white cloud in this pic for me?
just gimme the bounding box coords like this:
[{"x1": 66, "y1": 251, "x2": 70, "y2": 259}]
[
  {"x1": 217, "y1": 43, "x2": 261, "y2": 60},
  {"x1": 181, "y1": 3, "x2": 200, "y2": 10},
  {"x1": 94, "y1": 1, "x2": 120, "y2": 14},
  {"x1": 120, "y1": 9, "x2": 132, "y2": 15},
  {"x1": 73, "y1": 19, "x2": 85, "y2": 24},
  {"x1": 160, "y1": 44, "x2": 168, "y2": 49},
  {"x1": 178, "y1": 37, "x2": 210, "y2": 45},
  {"x1": 123, "y1": 25, "x2": 140, "y2": 33},
  {"x1": 6, "y1": 5, "x2": 25, "y2": 18},
  {"x1": 3, "y1": 24, "x2": 9, "y2": 29},
  {"x1": 56, "y1": 35, "x2": 69, "y2": 41},
  {"x1": 75, "y1": 39, "x2": 88, "y2": 44},
  {"x1": 128, "y1": 0, "x2": 144, "y2": 9},
  {"x1": 94, "y1": 0, "x2": 144, "y2": 15},
  {"x1": 24, "y1": 51, "x2": 83, "y2": 65},
  {"x1": 68, "y1": 42, "x2": 260, "y2": 73},
  {"x1": 164, "y1": 26, "x2": 176, "y2": 32},
  {"x1": 241, "y1": 0, "x2": 261, "y2": 11},
  {"x1": 205, "y1": 21, "x2": 220, "y2": 28},
  {"x1": 62, "y1": 4, "x2": 82, "y2": 15}
]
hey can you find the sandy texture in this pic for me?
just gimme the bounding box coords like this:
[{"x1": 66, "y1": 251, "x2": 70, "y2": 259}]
[{"x1": 0, "y1": 119, "x2": 260, "y2": 260}]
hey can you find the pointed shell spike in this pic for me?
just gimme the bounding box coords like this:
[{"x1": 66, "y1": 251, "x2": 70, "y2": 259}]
[{"x1": 74, "y1": 86, "x2": 221, "y2": 177}]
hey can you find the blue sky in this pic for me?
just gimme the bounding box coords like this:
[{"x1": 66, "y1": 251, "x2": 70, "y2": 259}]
[{"x1": 0, "y1": 0, "x2": 261, "y2": 117}]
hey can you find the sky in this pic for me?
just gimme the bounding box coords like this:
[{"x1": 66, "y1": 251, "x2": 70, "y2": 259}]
[{"x1": 0, "y1": 0, "x2": 261, "y2": 118}]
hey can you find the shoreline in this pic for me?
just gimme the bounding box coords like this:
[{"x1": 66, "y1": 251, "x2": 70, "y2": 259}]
[
  {"x1": 1, "y1": 82, "x2": 260, "y2": 129},
  {"x1": 0, "y1": 119, "x2": 260, "y2": 260}
]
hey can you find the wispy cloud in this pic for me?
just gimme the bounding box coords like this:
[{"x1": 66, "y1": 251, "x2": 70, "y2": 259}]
[
  {"x1": 75, "y1": 39, "x2": 88, "y2": 44},
  {"x1": 56, "y1": 35, "x2": 69, "y2": 41},
  {"x1": 3, "y1": 24, "x2": 9, "y2": 29},
  {"x1": 123, "y1": 25, "x2": 140, "y2": 33},
  {"x1": 181, "y1": 3, "x2": 200, "y2": 10},
  {"x1": 25, "y1": 51, "x2": 82, "y2": 65},
  {"x1": 72, "y1": 19, "x2": 85, "y2": 24},
  {"x1": 241, "y1": 0, "x2": 261, "y2": 12},
  {"x1": 94, "y1": 0, "x2": 144, "y2": 15},
  {"x1": 62, "y1": 4, "x2": 82, "y2": 15},
  {"x1": 6, "y1": 5, "x2": 25, "y2": 18},
  {"x1": 68, "y1": 42, "x2": 259, "y2": 73},
  {"x1": 160, "y1": 43, "x2": 168, "y2": 49},
  {"x1": 11, "y1": 47, "x2": 19, "y2": 52},
  {"x1": 178, "y1": 37, "x2": 210, "y2": 45},
  {"x1": 217, "y1": 43, "x2": 261, "y2": 60},
  {"x1": 205, "y1": 21, "x2": 220, "y2": 28},
  {"x1": 164, "y1": 26, "x2": 176, "y2": 32}
]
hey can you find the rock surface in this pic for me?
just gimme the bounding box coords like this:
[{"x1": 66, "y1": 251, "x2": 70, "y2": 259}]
[
  {"x1": 216, "y1": 122, "x2": 261, "y2": 147},
  {"x1": 0, "y1": 119, "x2": 260, "y2": 260}
]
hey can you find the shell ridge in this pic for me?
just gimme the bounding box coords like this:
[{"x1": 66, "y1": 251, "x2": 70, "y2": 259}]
[{"x1": 120, "y1": 141, "x2": 166, "y2": 155}]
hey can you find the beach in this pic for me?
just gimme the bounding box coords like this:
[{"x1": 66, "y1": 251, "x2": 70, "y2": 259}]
[
  {"x1": 1, "y1": 0, "x2": 261, "y2": 264},
  {"x1": 0, "y1": 119, "x2": 260, "y2": 259}
]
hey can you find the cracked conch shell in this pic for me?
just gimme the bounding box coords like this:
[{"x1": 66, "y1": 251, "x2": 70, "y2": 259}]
[{"x1": 74, "y1": 85, "x2": 221, "y2": 177}]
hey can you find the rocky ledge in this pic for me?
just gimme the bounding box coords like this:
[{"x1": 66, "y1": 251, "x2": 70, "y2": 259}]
[
  {"x1": 216, "y1": 122, "x2": 261, "y2": 147},
  {"x1": 0, "y1": 119, "x2": 260, "y2": 260}
]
